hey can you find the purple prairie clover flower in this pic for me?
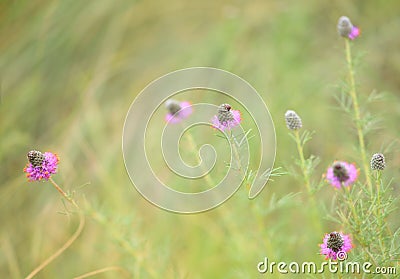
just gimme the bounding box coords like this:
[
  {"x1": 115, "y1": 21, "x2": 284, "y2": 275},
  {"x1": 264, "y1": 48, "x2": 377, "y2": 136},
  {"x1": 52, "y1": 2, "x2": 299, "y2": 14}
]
[
  {"x1": 24, "y1": 150, "x2": 59, "y2": 181},
  {"x1": 337, "y1": 16, "x2": 360, "y2": 40},
  {"x1": 320, "y1": 232, "x2": 353, "y2": 260},
  {"x1": 325, "y1": 161, "x2": 358, "y2": 189},
  {"x1": 165, "y1": 99, "x2": 193, "y2": 124},
  {"x1": 212, "y1": 103, "x2": 241, "y2": 131}
]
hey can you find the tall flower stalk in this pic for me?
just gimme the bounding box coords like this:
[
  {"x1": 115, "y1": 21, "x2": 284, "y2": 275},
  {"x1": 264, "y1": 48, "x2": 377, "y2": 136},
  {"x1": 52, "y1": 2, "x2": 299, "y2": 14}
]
[
  {"x1": 371, "y1": 153, "x2": 386, "y2": 213},
  {"x1": 337, "y1": 16, "x2": 372, "y2": 192},
  {"x1": 293, "y1": 130, "x2": 312, "y2": 194},
  {"x1": 23, "y1": 150, "x2": 84, "y2": 279},
  {"x1": 370, "y1": 153, "x2": 390, "y2": 259},
  {"x1": 333, "y1": 17, "x2": 398, "y2": 266},
  {"x1": 25, "y1": 209, "x2": 84, "y2": 279},
  {"x1": 23, "y1": 150, "x2": 128, "y2": 278},
  {"x1": 285, "y1": 110, "x2": 322, "y2": 234},
  {"x1": 324, "y1": 160, "x2": 382, "y2": 265},
  {"x1": 286, "y1": 110, "x2": 309, "y2": 192},
  {"x1": 344, "y1": 38, "x2": 373, "y2": 193},
  {"x1": 212, "y1": 104, "x2": 246, "y2": 178}
]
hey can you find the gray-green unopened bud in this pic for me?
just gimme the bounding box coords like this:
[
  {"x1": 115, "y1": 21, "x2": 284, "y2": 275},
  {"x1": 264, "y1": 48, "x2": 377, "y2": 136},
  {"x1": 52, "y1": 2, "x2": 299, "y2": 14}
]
[
  {"x1": 285, "y1": 110, "x2": 302, "y2": 130},
  {"x1": 337, "y1": 16, "x2": 353, "y2": 38},
  {"x1": 371, "y1": 153, "x2": 386, "y2": 170}
]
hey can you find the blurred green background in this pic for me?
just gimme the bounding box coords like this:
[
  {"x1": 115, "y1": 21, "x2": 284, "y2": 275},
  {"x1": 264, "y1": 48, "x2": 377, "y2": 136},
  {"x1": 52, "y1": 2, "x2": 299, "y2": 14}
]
[{"x1": 1, "y1": 0, "x2": 400, "y2": 278}]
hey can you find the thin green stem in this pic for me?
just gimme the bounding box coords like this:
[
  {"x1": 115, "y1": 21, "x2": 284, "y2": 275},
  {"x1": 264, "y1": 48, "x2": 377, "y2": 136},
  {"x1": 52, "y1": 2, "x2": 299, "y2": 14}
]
[
  {"x1": 25, "y1": 179, "x2": 83, "y2": 279},
  {"x1": 344, "y1": 39, "x2": 372, "y2": 192},
  {"x1": 338, "y1": 189, "x2": 379, "y2": 265},
  {"x1": 73, "y1": 266, "x2": 131, "y2": 279},
  {"x1": 294, "y1": 130, "x2": 312, "y2": 194},
  {"x1": 49, "y1": 177, "x2": 80, "y2": 209},
  {"x1": 293, "y1": 130, "x2": 322, "y2": 233},
  {"x1": 342, "y1": 186, "x2": 362, "y2": 232},
  {"x1": 361, "y1": 246, "x2": 380, "y2": 268},
  {"x1": 344, "y1": 40, "x2": 390, "y2": 268},
  {"x1": 341, "y1": 186, "x2": 384, "y2": 266},
  {"x1": 374, "y1": 171, "x2": 387, "y2": 258},
  {"x1": 186, "y1": 130, "x2": 245, "y2": 188},
  {"x1": 375, "y1": 171, "x2": 382, "y2": 223},
  {"x1": 230, "y1": 131, "x2": 243, "y2": 173}
]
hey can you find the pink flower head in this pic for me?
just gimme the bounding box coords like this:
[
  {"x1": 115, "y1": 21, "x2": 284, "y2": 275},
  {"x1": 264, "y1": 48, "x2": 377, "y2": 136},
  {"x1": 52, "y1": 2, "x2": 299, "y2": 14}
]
[
  {"x1": 348, "y1": 26, "x2": 360, "y2": 40},
  {"x1": 337, "y1": 16, "x2": 360, "y2": 40},
  {"x1": 320, "y1": 232, "x2": 353, "y2": 260},
  {"x1": 24, "y1": 150, "x2": 59, "y2": 181},
  {"x1": 212, "y1": 103, "x2": 241, "y2": 131},
  {"x1": 165, "y1": 99, "x2": 193, "y2": 124},
  {"x1": 326, "y1": 161, "x2": 358, "y2": 189}
]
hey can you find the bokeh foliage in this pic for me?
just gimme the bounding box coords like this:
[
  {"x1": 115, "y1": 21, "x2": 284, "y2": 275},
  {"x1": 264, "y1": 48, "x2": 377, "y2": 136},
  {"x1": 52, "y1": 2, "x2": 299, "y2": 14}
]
[{"x1": 1, "y1": 0, "x2": 400, "y2": 278}]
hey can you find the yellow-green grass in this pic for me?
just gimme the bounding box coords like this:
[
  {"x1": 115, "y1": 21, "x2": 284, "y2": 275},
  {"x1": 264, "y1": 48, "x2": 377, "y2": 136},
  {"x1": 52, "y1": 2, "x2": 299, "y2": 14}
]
[{"x1": 1, "y1": 1, "x2": 400, "y2": 278}]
